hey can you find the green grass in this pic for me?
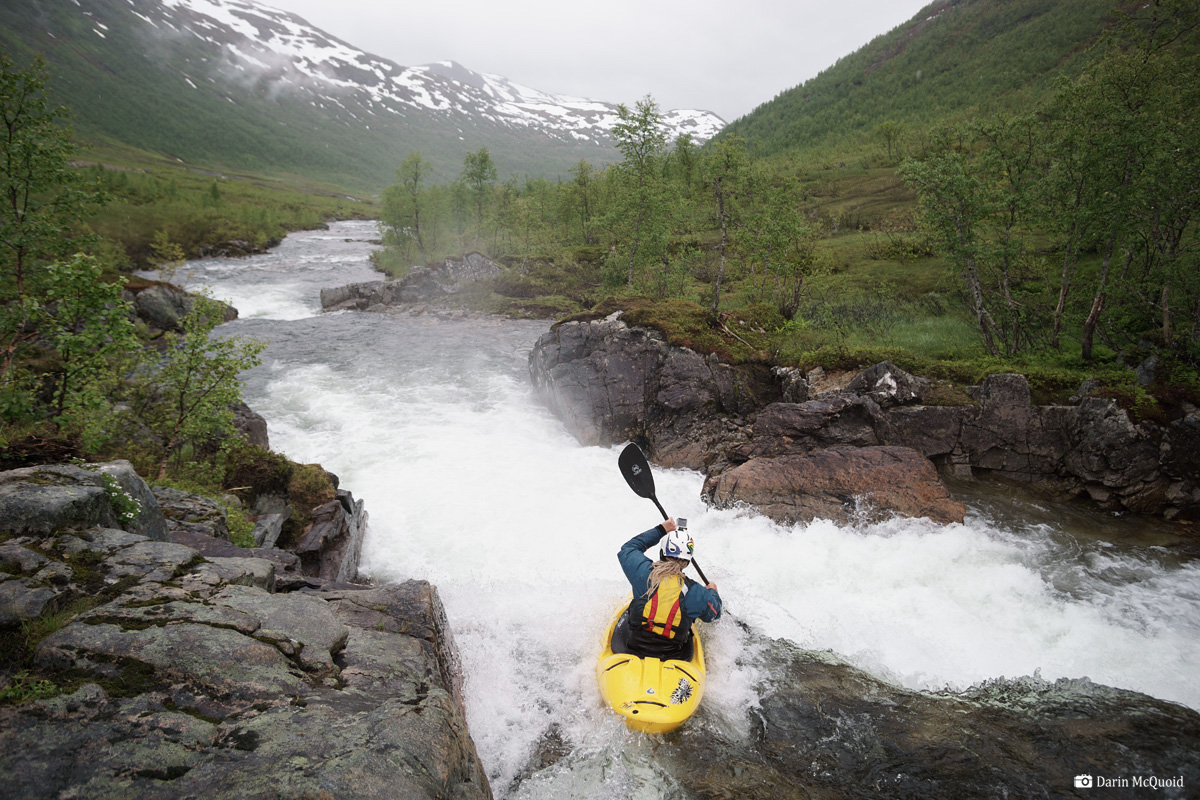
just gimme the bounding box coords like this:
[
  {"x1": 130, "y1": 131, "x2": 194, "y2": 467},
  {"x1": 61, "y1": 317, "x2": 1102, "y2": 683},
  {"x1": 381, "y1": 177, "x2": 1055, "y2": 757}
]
[
  {"x1": 0, "y1": 671, "x2": 60, "y2": 704},
  {"x1": 76, "y1": 156, "x2": 378, "y2": 272}
]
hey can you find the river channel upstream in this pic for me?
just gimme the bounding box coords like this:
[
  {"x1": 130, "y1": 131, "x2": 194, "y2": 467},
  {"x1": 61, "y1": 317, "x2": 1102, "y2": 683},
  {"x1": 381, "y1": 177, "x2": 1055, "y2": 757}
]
[{"x1": 176, "y1": 220, "x2": 1200, "y2": 798}]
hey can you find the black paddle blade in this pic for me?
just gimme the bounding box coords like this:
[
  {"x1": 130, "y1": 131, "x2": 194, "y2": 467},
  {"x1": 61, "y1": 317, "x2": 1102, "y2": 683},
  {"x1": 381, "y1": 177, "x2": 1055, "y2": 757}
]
[{"x1": 618, "y1": 443, "x2": 655, "y2": 499}]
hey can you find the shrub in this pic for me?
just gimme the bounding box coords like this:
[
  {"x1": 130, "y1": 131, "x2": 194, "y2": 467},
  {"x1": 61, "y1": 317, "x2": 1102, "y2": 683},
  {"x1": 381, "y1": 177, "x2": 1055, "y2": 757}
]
[{"x1": 223, "y1": 443, "x2": 294, "y2": 501}]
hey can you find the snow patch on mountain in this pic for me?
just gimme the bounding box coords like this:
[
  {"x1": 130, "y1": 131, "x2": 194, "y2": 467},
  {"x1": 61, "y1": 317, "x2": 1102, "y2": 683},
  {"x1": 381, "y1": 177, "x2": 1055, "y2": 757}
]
[{"x1": 135, "y1": 0, "x2": 723, "y2": 144}]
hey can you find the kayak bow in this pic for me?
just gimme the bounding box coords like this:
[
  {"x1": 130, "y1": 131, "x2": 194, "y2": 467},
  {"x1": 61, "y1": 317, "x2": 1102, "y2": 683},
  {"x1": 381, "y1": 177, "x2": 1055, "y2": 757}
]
[{"x1": 596, "y1": 601, "x2": 706, "y2": 734}]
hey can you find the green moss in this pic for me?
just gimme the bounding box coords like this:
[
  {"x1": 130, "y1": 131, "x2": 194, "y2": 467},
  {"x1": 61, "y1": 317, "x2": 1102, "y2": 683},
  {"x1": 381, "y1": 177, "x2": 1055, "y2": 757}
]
[
  {"x1": 921, "y1": 382, "x2": 977, "y2": 407},
  {"x1": 562, "y1": 297, "x2": 776, "y2": 365},
  {"x1": 97, "y1": 658, "x2": 160, "y2": 698},
  {"x1": 162, "y1": 698, "x2": 222, "y2": 724},
  {"x1": 64, "y1": 549, "x2": 107, "y2": 592},
  {"x1": 102, "y1": 575, "x2": 143, "y2": 598},
  {"x1": 170, "y1": 552, "x2": 207, "y2": 579},
  {"x1": 271, "y1": 463, "x2": 336, "y2": 548},
  {"x1": 121, "y1": 598, "x2": 168, "y2": 609}
]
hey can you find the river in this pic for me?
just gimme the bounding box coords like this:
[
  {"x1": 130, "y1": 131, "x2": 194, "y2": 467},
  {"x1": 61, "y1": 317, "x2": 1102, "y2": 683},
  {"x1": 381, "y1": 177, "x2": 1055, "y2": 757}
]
[{"x1": 179, "y1": 220, "x2": 1200, "y2": 798}]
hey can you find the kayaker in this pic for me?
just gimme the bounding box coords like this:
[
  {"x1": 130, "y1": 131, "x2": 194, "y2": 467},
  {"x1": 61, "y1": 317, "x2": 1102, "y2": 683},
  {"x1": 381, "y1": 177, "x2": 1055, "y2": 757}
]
[{"x1": 618, "y1": 518, "x2": 722, "y2": 659}]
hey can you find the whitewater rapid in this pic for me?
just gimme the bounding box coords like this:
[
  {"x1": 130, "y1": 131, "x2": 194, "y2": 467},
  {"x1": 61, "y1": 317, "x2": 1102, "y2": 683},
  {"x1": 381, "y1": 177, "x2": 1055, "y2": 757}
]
[{"x1": 186, "y1": 221, "x2": 1200, "y2": 797}]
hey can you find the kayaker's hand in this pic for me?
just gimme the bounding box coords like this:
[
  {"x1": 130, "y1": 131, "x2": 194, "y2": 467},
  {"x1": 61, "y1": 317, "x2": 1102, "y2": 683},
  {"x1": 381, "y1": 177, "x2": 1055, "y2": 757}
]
[
  {"x1": 661, "y1": 518, "x2": 677, "y2": 534},
  {"x1": 706, "y1": 582, "x2": 717, "y2": 592}
]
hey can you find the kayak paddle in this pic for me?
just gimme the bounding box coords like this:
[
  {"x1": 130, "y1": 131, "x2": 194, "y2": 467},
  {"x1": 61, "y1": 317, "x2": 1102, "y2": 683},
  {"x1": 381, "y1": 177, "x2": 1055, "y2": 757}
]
[{"x1": 618, "y1": 443, "x2": 709, "y2": 585}]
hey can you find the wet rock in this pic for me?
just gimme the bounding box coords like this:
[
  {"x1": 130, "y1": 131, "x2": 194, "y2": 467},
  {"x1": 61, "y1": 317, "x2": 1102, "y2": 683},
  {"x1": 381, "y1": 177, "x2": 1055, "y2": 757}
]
[
  {"x1": 666, "y1": 641, "x2": 1200, "y2": 800},
  {"x1": 704, "y1": 446, "x2": 967, "y2": 525},
  {"x1": 210, "y1": 584, "x2": 349, "y2": 673},
  {"x1": 133, "y1": 283, "x2": 236, "y2": 332},
  {"x1": 317, "y1": 581, "x2": 465, "y2": 710},
  {"x1": 528, "y1": 313, "x2": 778, "y2": 470},
  {"x1": 530, "y1": 315, "x2": 1200, "y2": 520},
  {"x1": 37, "y1": 619, "x2": 310, "y2": 699},
  {"x1": 1, "y1": 460, "x2": 488, "y2": 798},
  {"x1": 231, "y1": 401, "x2": 270, "y2": 449},
  {"x1": 293, "y1": 489, "x2": 367, "y2": 583},
  {"x1": 743, "y1": 396, "x2": 885, "y2": 458},
  {"x1": 6, "y1": 571, "x2": 490, "y2": 800},
  {"x1": 1, "y1": 686, "x2": 218, "y2": 799}
]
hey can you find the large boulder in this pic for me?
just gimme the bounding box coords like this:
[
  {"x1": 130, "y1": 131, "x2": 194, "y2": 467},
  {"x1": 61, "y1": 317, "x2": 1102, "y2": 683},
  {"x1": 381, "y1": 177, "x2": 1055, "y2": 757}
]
[
  {"x1": 883, "y1": 373, "x2": 1199, "y2": 519},
  {"x1": 528, "y1": 312, "x2": 776, "y2": 469},
  {"x1": 133, "y1": 284, "x2": 237, "y2": 332},
  {"x1": 0, "y1": 461, "x2": 167, "y2": 541},
  {"x1": 152, "y1": 486, "x2": 231, "y2": 541},
  {"x1": 843, "y1": 359, "x2": 928, "y2": 407},
  {"x1": 293, "y1": 489, "x2": 368, "y2": 583},
  {"x1": 231, "y1": 401, "x2": 270, "y2": 449},
  {"x1": 738, "y1": 395, "x2": 886, "y2": 459},
  {"x1": 703, "y1": 445, "x2": 967, "y2": 525}
]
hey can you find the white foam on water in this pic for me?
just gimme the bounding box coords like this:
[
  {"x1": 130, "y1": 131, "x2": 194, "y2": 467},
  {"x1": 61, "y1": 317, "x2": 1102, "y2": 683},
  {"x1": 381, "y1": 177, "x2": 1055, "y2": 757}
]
[{"x1": 155, "y1": 220, "x2": 382, "y2": 321}]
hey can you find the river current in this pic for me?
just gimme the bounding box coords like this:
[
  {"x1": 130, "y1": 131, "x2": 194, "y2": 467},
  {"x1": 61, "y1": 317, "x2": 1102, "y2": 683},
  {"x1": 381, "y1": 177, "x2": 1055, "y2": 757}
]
[{"x1": 179, "y1": 221, "x2": 1200, "y2": 797}]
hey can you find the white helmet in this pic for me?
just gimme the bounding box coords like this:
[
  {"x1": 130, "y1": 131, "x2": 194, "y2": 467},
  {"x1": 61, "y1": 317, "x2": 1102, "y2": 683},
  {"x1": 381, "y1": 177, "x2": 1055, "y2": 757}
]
[{"x1": 660, "y1": 529, "x2": 694, "y2": 561}]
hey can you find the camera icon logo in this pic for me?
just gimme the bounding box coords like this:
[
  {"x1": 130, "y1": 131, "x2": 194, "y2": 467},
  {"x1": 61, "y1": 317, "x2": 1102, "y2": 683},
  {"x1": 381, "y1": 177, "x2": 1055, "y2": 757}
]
[{"x1": 1074, "y1": 774, "x2": 1094, "y2": 788}]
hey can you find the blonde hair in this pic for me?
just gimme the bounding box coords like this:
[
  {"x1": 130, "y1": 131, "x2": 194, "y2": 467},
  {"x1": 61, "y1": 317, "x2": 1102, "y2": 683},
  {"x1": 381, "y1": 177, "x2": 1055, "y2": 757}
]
[{"x1": 646, "y1": 557, "x2": 687, "y2": 596}]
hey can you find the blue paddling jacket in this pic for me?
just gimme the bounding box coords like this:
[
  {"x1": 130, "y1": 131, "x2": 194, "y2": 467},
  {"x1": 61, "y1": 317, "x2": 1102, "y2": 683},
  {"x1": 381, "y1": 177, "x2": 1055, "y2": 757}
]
[{"x1": 618, "y1": 525, "x2": 722, "y2": 659}]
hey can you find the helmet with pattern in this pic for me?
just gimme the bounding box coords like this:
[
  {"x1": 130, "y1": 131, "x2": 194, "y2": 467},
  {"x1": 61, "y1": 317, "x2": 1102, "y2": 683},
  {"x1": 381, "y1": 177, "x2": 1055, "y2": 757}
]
[{"x1": 659, "y1": 529, "x2": 694, "y2": 562}]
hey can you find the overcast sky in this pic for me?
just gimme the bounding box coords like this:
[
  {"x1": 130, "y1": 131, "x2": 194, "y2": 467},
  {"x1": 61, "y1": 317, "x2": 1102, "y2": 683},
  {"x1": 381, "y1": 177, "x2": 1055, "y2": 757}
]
[{"x1": 261, "y1": 0, "x2": 934, "y2": 122}]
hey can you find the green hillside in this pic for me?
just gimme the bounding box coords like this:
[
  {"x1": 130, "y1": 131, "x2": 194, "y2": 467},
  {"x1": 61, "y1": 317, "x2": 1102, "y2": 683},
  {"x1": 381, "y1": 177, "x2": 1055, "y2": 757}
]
[
  {"x1": 0, "y1": 0, "x2": 619, "y2": 193},
  {"x1": 723, "y1": 0, "x2": 1114, "y2": 159}
]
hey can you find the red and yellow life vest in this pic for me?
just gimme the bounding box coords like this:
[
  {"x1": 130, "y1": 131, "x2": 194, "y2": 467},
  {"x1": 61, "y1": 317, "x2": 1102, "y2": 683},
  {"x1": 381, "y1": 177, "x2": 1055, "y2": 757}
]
[{"x1": 633, "y1": 574, "x2": 689, "y2": 640}]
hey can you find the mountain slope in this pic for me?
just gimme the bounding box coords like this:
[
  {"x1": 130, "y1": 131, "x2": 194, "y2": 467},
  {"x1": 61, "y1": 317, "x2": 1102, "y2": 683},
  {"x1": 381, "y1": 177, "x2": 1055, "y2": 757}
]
[
  {"x1": 1, "y1": 0, "x2": 724, "y2": 191},
  {"x1": 722, "y1": 0, "x2": 1114, "y2": 158}
]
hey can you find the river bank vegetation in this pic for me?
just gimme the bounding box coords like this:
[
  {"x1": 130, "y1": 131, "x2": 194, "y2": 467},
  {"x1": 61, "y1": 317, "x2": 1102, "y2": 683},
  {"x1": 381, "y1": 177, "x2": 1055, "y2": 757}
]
[
  {"x1": 375, "y1": 0, "x2": 1199, "y2": 416},
  {"x1": 0, "y1": 53, "x2": 371, "y2": 507}
]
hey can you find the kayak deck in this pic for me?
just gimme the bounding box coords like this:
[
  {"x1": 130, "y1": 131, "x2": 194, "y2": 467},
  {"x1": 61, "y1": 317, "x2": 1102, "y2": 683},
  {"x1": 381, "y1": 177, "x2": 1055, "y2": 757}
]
[{"x1": 596, "y1": 603, "x2": 705, "y2": 733}]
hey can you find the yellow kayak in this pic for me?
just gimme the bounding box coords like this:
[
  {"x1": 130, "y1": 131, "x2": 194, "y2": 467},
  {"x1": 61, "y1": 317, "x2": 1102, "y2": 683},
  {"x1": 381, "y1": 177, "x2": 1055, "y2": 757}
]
[{"x1": 596, "y1": 601, "x2": 706, "y2": 733}]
